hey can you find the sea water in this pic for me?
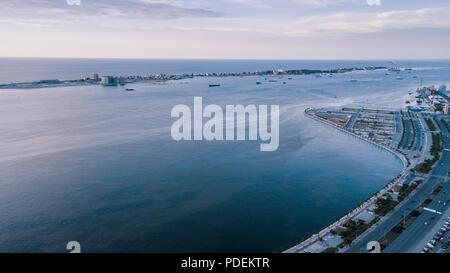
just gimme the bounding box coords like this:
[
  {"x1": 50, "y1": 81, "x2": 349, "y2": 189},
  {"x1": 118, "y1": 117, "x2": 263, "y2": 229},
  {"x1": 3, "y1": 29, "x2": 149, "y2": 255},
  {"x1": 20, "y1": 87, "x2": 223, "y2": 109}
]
[{"x1": 0, "y1": 59, "x2": 449, "y2": 252}]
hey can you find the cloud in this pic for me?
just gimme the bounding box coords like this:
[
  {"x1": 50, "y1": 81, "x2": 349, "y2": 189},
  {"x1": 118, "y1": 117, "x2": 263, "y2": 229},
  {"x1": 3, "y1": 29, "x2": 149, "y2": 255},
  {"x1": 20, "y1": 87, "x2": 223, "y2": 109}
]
[
  {"x1": 223, "y1": 0, "x2": 361, "y2": 9},
  {"x1": 283, "y1": 6, "x2": 450, "y2": 36},
  {"x1": 291, "y1": 0, "x2": 360, "y2": 8},
  {"x1": 66, "y1": 0, "x2": 81, "y2": 6},
  {"x1": 366, "y1": 0, "x2": 381, "y2": 6},
  {"x1": 2, "y1": 0, "x2": 224, "y2": 23},
  {"x1": 224, "y1": 0, "x2": 272, "y2": 9}
]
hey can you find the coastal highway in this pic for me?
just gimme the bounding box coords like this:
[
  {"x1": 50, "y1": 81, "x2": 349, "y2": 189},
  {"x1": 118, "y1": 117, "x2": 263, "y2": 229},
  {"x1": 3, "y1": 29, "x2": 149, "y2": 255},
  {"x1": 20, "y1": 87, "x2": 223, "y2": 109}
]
[
  {"x1": 345, "y1": 115, "x2": 449, "y2": 253},
  {"x1": 343, "y1": 172, "x2": 435, "y2": 253},
  {"x1": 384, "y1": 116, "x2": 450, "y2": 253}
]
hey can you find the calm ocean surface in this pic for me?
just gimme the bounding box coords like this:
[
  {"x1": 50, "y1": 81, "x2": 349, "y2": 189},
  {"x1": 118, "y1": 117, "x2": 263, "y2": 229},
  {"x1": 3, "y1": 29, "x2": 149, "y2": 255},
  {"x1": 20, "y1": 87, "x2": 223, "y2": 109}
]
[{"x1": 0, "y1": 58, "x2": 449, "y2": 252}]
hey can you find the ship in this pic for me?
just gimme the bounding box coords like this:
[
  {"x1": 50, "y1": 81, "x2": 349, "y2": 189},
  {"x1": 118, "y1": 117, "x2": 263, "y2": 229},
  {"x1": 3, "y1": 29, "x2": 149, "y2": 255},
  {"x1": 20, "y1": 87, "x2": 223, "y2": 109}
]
[
  {"x1": 256, "y1": 82, "x2": 262, "y2": 85},
  {"x1": 209, "y1": 84, "x2": 221, "y2": 87}
]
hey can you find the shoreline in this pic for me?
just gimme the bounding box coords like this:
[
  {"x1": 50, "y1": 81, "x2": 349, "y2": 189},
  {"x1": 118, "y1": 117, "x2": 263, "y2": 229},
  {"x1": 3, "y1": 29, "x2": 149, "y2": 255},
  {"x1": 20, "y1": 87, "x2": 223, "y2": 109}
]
[
  {"x1": 284, "y1": 108, "x2": 409, "y2": 253},
  {"x1": 0, "y1": 66, "x2": 387, "y2": 89}
]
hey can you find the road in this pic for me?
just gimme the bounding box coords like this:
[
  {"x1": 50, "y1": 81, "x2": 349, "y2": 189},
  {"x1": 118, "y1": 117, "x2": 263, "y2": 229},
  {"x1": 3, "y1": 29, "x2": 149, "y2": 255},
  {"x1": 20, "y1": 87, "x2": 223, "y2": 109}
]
[
  {"x1": 345, "y1": 113, "x2": 450, "y2": 253},
  {"x1": 346, "y1": 114, "x2": 450, "y2": 253},
  {"x1": 384, "y1": 115, "x2": 450, "y2": 253}
]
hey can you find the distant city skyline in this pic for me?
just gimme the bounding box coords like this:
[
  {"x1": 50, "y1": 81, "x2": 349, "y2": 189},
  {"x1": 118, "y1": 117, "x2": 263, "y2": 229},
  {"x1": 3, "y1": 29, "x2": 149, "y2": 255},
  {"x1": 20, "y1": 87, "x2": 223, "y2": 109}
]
[{"x1": 1, "y1": 0, "x2": 450, "y2": 59}]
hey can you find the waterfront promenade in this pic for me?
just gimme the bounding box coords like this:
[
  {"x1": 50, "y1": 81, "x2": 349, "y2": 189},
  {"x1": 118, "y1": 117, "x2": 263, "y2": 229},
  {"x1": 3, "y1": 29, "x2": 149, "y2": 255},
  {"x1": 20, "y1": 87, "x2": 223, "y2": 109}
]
[{"x1": 285, "y1": 108, "x2": 409, "y2": 253}]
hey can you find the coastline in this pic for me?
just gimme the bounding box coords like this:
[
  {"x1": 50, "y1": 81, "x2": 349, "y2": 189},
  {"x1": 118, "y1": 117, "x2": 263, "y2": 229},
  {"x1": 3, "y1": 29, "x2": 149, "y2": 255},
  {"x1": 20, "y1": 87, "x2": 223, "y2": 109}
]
[
  {"x1": 284, "y1": 108, "x2": 409, "y2": 253},
  {"x1": 0, "y1": 66, "x2": 387, "y2": 89}
]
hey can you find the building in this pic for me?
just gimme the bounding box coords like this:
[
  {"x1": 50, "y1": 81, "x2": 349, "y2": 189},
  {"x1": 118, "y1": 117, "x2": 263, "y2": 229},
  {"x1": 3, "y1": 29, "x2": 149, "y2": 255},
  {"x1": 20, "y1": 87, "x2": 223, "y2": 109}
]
[
  {"x1": 39, "y1": 79, "x2": 60, "y2": 84},
  {"x1": 444, "y1": 103, "x2": 449, "y2": 115},
  {"x1": 93, "y1": 73, "x2": 99, "y2": 81},
  {"x1": 101, "y1": 76, "x2": 117, "y2": 86}
]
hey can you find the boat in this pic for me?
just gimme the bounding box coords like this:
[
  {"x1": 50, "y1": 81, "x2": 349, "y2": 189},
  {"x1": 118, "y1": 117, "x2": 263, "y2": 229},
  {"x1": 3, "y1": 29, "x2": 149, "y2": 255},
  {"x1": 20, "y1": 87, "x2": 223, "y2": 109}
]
[
  {"x1": 350, "y1": 79, "x2": 357, "y2": 82},
  {"x1": 388, "y1": 68, "x2": 401, "y2": 72},
  {"x1": 417, "y1": 100, "x2": 422, "y2": 104},
  {"x1": 256, "y1": 82, "x2": 262, "y2": 85},
  {"x1": 209, "y1": 84, "x2": 220, "y2": 87},
  {"x1": 283, "y1": 82, "x2": 286, "y2": 84},
  {"x1": 405, "y1": 101, "x2": 410, "y2": 104},
  {"x1": 396, "y1": 76, "x2": 403, "y2": 80},
  {"x1": 125, "y1": 88, "x2": 135, "y2": 91}
]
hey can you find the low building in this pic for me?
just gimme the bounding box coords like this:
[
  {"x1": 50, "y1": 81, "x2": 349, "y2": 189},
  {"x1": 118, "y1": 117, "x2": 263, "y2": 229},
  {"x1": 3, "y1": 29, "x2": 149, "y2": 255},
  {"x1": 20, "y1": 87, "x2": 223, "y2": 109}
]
[{"x1": 101, "y1": 76, "x2": 117, "y2": 86}]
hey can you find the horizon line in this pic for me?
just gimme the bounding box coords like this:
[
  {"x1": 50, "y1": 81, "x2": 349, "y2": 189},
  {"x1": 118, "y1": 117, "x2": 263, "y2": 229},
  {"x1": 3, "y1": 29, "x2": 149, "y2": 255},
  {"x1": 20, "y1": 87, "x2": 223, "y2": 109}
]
[{"x1": 2, "y1": 56, "x2": 450, "y2": 62}]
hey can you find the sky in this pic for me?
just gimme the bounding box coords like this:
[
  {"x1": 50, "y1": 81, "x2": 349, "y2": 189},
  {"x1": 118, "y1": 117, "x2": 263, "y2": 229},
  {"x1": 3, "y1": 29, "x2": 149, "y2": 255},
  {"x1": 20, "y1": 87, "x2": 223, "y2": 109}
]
[{"x1": 1, "y1": 0, "x2": 450, "y2": 59}]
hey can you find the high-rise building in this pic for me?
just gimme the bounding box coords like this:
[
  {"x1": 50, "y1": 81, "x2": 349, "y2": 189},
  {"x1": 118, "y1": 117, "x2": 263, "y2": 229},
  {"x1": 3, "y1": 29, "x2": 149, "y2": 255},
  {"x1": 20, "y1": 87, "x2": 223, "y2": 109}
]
[{"x1": 93, "y1": 73, "x2": 99, "y2": 81}]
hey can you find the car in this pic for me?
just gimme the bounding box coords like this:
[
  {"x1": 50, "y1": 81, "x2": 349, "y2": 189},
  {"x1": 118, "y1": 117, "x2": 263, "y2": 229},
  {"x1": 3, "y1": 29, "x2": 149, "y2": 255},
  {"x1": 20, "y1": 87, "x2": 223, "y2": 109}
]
[
  {"x1": 427, "y1": 243, "x2": 434, "y2": 249},
  {"x1": 422, "y1": 247, "x2": 429, "y2": 253}
]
